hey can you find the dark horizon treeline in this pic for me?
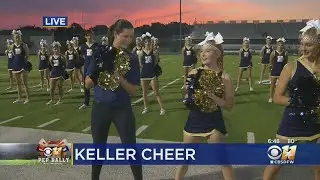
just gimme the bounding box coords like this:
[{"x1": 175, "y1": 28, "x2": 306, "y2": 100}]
[{"x1": 0, "y1": 22, "x2": 194, "y2": 44}]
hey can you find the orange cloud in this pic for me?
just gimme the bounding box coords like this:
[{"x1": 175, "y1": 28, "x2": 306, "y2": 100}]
[{"x1": 0, "y1": 0, "x2": 319, "y2": 29}]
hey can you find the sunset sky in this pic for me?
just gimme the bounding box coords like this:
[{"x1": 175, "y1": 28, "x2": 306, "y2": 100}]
[{"x1": 1, "y1": 0, "x2": 319, "y2": 29}]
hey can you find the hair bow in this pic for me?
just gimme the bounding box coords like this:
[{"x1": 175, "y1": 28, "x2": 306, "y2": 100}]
[
  {"x1": 266, "y1": 36, "x2": 273, "y2": 40},
  {"x1": 243, "y1": 37, "x2": 250, "y2": 42},
  {"x1": 214, "y1": 32, "x2": 224, "y2": 44},
  {"x1": 72, "y1": 37, "x2": 79, "y2": 41},
  {"x1": 6, "y1": 39, "x2": 13, "y2": 44},
  {"x1": 52, "y1": 41, "x2": 61, "y2": 47},
  {"x1": 276, "y1": 37, "x2": 286, "y2": 42},
  {"x1": 12, "y1": 29, "x2": 22, "y2": 35},
  {"x1": 141, "y1": 32, "x2": 152, "y2": 38},
  {"x1": 300, "y1": 19, "x2": 320, "y2": 35},
  {"x1": 101, "y1": 36, "x2": 108, "y2": 41},
  {"x1": 40, "y1": 39, "x2": 47, "y2": 45},
  {"x1": 185, "y1": 36, "x2": 192, "y2": 40},
  {"x1": 198, "y1": 32, "x2": 214, "y2": 45}
]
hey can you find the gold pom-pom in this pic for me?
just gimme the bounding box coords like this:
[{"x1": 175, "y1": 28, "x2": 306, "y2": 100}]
[
  {"x1": 98, "y1": 49, "x2": 131, "y2": 91},
  {"x1": 192, "y1": 69, "x2": 225, "y2": 112}
]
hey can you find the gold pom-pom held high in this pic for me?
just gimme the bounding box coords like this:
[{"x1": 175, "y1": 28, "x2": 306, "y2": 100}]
[
  {"x1": 193, "y1": 69, "x2": 225, "y2": 112},
  {"x1": 98, "y1": 49, "x2": 131, "y2": 91}
]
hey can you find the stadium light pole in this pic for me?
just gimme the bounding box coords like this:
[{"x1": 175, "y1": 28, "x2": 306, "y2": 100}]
[{"x1": 179, "y1": 0, "x2": 182, "y2": 51}]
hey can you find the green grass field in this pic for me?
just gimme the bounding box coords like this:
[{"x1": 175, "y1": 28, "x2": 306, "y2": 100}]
[{"x1": 0, "y1": 54, "x2": 295, "y2": 143}]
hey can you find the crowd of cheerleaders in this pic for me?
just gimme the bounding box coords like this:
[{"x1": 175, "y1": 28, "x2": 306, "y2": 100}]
[
  {"x1": 2, "y1": 19, "x2": 320, "y2": 180},
  {"x1": 1, "y1": 29, "x2": 303, "y2": 109}
]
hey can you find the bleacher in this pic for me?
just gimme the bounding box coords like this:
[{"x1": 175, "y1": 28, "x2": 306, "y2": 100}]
[{"x1": 188, "y1": 19, "x2": 307, "y2": 53}]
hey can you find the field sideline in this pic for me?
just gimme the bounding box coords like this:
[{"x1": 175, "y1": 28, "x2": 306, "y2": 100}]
[{"x1": 0, "y1": 54, "x2": 296, "y2": 143}]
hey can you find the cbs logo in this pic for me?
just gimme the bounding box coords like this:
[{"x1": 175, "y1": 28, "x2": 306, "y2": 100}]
[
  {"x1": 267, "y1": 145, "x2": 297, "y2": 161},
  {"x1": 43, "y1": 147, "x2": 53, "y2": 157},
  {"x1": 267, "y1": 145, "x2": 282, "y2": 160}
]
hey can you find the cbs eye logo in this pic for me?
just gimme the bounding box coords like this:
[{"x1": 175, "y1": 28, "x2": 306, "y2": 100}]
[
  {"x1": 43, "y1": 147, "x2": 53, "y2": 157},
  {"x1": 267, "y1": 145, "x2": 297, "y2": 161}
]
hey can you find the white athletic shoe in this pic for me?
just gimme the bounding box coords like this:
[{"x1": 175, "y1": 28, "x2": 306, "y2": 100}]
[
  {"x1": 54, "y1": 100, "x2": 62, "y2": 106},
  {"x1": 142, "y1": 108, "x2": 149, "y2": 114},
  {"x1": 13, "y1": 99, "x2": 23, "y2": 104},
  {"x1": 5, "y1": 87, "x2": 12, "y2": 91},
  {"x1": 160, "y1": 109, "x2": 166, "y2": 116},
  {"x1": 250, "y1": 87, "x2": 254, "y2": 92},
  {"x1": 46, "y1": 100, "x2": 53, "y2": 105},
  {"x1": 67, "y1": 88, "x2": 73, "y2": 93},
  {"x1": 78, "y1": 104, "x2": 89, "y2": 110},
  {"x1": 268, "y1": 98, "x2": 273, "y2": 103},
  {"x1": 235, "y1": 87, "x2": 239, "y2": 92},
  {"x1": 80, "y1": 88, "x2": 84, "y2": 93},
  {"x1": 23, "y1": 99, "x2": 29, "y2": 104}
]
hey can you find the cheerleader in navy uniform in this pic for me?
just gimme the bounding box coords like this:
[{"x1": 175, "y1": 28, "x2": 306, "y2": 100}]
[
  {"x1": 263, "y1": 19, "x2": 320, "y2": 180},
  {"x1": 5, "y1": 39, "x2": 14, "y2": 90},
  {"x1": 73, "y1": 37, "x2": 85, "y2": 93},
  {"x1": 38, "y1": 39, "x2": 50, "y2": 91},
  {"x1": 132, "y1": 37, "x2": 143, "y2": 56},
  {"x1": 268, "y1": 37, "x2": 288, "y2": 103},
  {"x1": 182, "y1": 36, "x2": 197, "y2": 89},
  {"x1": 65, "y1": 40, "x2": 79, "y2": 92},
  {"x1": 138, "y1": 32, "x2": 165, "y2": 115},
  {"x1": 84, "y1": 19, "x2": 142, "y2": 180},
  {"x1": 175, "y1": 32, "x2": 234, "y2": 180},
  {"x1": 47, "y1": 41, "x2": 66, "y2": 105},
  {"x1": 11, "y1": 29, "x2": 30, "y2": 104},
  {"x1": 235, "y1": 37, "x2": 254, "y2": 92},
  {"x1": 101, "y1": 36, "x2": 108, "y2": 46},
  {"x1": 258, "y1": 36, "x2": 273, "y2": 84},
  {"x1": 152, "y1": 37, "x2": 159, "y2": 54},
  {"x1": 78, "y1": 30, "x2": 98, "y2": 110}
]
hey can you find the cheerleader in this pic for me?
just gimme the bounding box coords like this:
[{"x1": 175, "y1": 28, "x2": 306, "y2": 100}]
[
  {"x1": 258, "y1": 36, "x2": 273, "y2": 84},
  {"x1": 235, "y1": 37, "x2": 254, "y2": 92},
  {"x1": 73, "y1": 37, "x2": 85, "y2": 93},
  {"x1": 5, "y1": 39, "x2": 14, "y2": 90},
  {"x1": 138, "y1": 32, "x2": 165, "y2": 115},
  {"x1": 175, "y1": 33, "x2": 234, "y2": 180},
  {"x1": 11, "y1": 30, "x2": 30, "y2": 104},
  {"x1": 65, "y1": 40, "x2": 79, "y2": 92},
  {"x1": 263, "y1": 19, "x2": 320, "y2": 180},
  {"x1": 101, "y1": 36, "x2": 108, "y2": 46},
  {"x1": 47, "y1": 41, "x2": 66, "y2": 105},
  {"x1": 182, "y1": 36, "x2": 197, "y2": 89},
  {"x1": 132, "y1": 37, "x2": 143, "y2": 56},
  {"x1": 268, "y1": 37, "x2": 288, "y2": 103},
  {"x1": 152, "y1": 37, "x2": 159, "y2": 52},
  {"x1": 38, "y1": 39, "x2": 50, "y2": 91},
  {"x1": 84, "y1": 19, "x2": 142, "y2": 180},
  {"x1": 78, "y1": 30, "x2": 98, "y2": 110}
]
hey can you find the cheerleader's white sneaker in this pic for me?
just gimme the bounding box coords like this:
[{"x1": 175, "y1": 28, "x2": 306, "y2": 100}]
[{"x1": 142, "y1": 108, "x2": 149, "y2": 114}]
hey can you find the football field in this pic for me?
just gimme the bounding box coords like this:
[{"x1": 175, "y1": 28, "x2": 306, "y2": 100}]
[{"x1": 0, "y1": 54, "x2": 294, "y2": 143}]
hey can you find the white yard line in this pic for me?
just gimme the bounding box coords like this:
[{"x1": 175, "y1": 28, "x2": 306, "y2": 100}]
[
  {"x1": 0, "y1": 116, "x2": 23, "y2": 125},
  {"x1": 135, "y1": 125, "x2": 149, "y2": 136},
  {"x1": 81, "y1": 126, "x2": 91, "y2": 133},
  {"x1": 247, "y1": 132, "x2": 255, "y2": 144},
  {"x1": 131, "y1": 77, "x2": 182, "y2": 105},
  {"x1": 37, "y1": 118, "x2": 60, "y2": 128}
]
